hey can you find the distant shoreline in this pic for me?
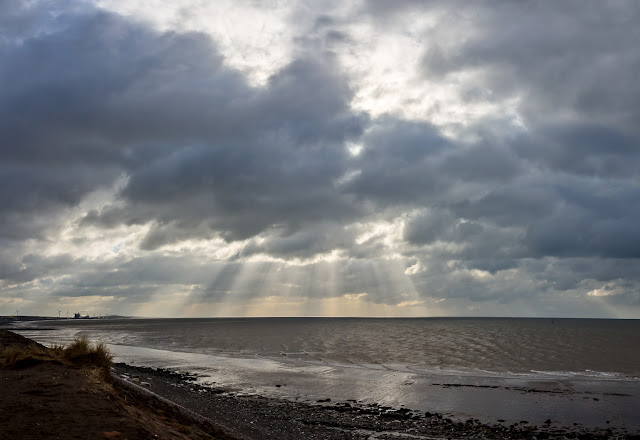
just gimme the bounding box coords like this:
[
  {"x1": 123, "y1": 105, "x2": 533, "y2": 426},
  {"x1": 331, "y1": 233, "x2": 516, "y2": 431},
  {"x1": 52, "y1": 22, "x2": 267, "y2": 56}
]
[
  {"x1": 3, "y1": 315, "x2": 640, "y2": 321},
  {"x1": 0, "y1": 315, "x2": 131, "y2": 330}
]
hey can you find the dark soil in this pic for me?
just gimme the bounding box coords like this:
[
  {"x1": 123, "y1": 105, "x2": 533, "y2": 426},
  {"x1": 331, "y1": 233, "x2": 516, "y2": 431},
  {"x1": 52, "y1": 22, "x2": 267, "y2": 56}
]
[{"x1": 0, "y1": 330, "x2": 224, "y2": 440}]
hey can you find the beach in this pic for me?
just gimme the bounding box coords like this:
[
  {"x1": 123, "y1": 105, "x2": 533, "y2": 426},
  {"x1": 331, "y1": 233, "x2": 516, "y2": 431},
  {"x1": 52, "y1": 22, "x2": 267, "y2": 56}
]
[
  {"x1": 2, "y1": 326, "x2": 639, "y2": 439},
  {"x1": 111, "y1": 361, "x2": 638, "y2": 439}
]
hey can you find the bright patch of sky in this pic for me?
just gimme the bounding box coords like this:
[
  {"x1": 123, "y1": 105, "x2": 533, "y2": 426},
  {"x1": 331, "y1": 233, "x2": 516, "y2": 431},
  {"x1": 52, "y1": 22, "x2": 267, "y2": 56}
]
[{"x1": 95, "y1": 0, "x2": 518, "y2": 129}]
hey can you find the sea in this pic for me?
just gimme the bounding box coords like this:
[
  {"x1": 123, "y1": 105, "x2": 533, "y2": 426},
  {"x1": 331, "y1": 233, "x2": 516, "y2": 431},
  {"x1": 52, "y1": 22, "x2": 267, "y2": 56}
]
[{"x1": 13, "y1": 317, "x2": 640, "y2": 431}]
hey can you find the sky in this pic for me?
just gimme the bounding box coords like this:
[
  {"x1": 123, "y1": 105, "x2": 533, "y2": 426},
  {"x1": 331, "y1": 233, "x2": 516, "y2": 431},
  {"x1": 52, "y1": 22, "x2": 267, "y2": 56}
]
[{"x1": 1, "y1": 0, "x2": 639, "y2": 318}]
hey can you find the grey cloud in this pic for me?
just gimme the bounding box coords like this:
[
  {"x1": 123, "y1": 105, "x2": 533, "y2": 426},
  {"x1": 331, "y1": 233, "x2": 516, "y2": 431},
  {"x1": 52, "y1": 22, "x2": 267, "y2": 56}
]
[
  {"x1": 1, "y1": 3, "x2": 368, "y2": 249},
  {"x1": 603, "y1": 286, "x2": 640, "y2": 307},
  {"x1": 14, "y1": 253, "x2": 231, "y2": 302},
  {"x1": 440, "y1": 143, "x2": 522, "y2": 183},
  {"x1": 138, "y1": 222, "x2": 215, "y2": 251},
  {"x1": 516, "y1": 177, "x2": 640, "y2": 259},
  {"x1": 463, "y1": 258, "x2": 518, "y2": 274},
  {"x1": 516, "y1": 124, "x2": 640, "y2": 178},
  {"x1": 362, "y1": 0, "x2": 436, "y2": 19},
  {"x1": 419, "y1": 1, "x2": 640, "y2": 131},
  {"x1": 240, "y1": 224, "x2": 355, "y2": 259},
  {"x1": 66, "y1": 256, "x2": 217, "y2": 291},
  {"x1": 2, "y1": 0, "x2": 640, "y2": 316},
  {"x1": 107, "y1": 53, "x2": 367, "y2": 244},
  {"x1": 0, "y1": 252, "x2": 74, "y2": 284},
  {"x1": 403, "y1": 209, "x2": 455, "y2": 245},
  {"x1": 450, "y1": 184, "x2": 556, "y2": 228},
  {"x1": 525, "y1": 209, "x2": 640, "y2": 259},
  {"x1": 0, "y1": 8, "x2": 239, "y2": 240},
  {"x1": 403, "y1": 209, "x2": 526, "y2": 274},
  {"x1": 344, "y1": 118, "x2": 450, "y2": 205}
]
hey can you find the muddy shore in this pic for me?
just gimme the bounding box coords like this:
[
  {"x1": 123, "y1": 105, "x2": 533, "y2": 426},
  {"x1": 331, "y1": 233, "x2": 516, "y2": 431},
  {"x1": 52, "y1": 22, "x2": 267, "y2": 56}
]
[{"x1": 113, "y1": 362, "x2": 638, "y2": 439}]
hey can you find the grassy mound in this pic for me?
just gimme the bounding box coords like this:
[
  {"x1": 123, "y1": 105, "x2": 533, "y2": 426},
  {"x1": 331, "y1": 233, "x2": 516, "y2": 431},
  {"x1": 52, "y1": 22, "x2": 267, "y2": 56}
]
[{"x1": 0, "y1": 331, "x2": 113, "y2": 373}]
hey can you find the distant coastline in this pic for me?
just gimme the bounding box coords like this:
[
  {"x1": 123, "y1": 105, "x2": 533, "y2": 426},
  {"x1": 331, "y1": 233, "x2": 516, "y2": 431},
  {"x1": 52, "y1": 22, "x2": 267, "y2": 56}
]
[{"x1": 0, "y1": 315, "x2": 132, "y2": 332}]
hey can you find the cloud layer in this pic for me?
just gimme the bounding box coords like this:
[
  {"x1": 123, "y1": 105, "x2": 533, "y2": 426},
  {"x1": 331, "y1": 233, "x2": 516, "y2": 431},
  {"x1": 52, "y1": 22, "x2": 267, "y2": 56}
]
[{"x1": 1, "y1": 0, "x2": 639, "y2": 317}]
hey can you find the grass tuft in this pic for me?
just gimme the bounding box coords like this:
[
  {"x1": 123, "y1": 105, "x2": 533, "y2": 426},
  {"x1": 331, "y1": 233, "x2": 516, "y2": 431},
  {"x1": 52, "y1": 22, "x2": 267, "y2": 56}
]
[
  {"x1": 0, "y1": 345, "x2": 61, "y2": 369},
  {"x1": 63, "y1": 335, "x2": 113, "y2": 370},
  {"x1": 0, "y1": 333, "x2": 113, "y2": 374}
]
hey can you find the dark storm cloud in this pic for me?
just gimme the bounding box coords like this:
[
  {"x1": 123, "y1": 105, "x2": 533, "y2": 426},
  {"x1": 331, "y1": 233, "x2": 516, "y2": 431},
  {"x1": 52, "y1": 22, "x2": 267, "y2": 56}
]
[
  {"x1": 0, "y1": 7, "x2": 238, "y2": 240},
  {"x1": 343, "y1": 118, "x2": 450, "y2": 205},
  {"x1": 0, "y1": 13, "x2": 246, "y2": 155},
  {"x1": 403, "y1": 209, "x2": 454, "y2": 245},
  {"x1": 115, "y1": 53, "x2": 367, "y2": 241},
  {"x1": 516, "y1": 124, "x2": 640, "y2": 178},
  {"x1": 524, "y1": 200, "x2": 640, "y2": 259},
  {"x1": 0, "y1": 252, "x2": 75, "y2": 284},
  {"x1": 1, "y1": 3, "x2": 367, "y2": 249},
  {"x1": 439, "y1": 142, "x2": 522, "y2": 183}
]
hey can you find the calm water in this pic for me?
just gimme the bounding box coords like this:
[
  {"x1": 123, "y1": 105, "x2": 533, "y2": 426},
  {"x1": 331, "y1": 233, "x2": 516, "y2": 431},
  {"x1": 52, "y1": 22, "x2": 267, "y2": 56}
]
[{"x1": 20, "y1": 317, "x2": 640, "y2": 378}]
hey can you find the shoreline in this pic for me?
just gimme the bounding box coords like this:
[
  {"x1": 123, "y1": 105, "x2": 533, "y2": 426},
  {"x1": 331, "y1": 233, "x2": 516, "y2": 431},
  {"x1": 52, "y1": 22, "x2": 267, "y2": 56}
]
[
  {"x1": 104, "y1": 341, "x2": 640, "y2": 434},
  {"x1": 4, "y1": 326, "x2": 640, "y2": 438},
  {"x1": 112, "y1": 362, "x2": 639, "y2": 439}
]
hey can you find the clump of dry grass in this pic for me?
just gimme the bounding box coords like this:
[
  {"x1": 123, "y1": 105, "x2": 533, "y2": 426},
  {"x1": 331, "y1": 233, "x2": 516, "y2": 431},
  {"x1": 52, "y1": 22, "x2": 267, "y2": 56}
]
[
  {"x1": 62, "y1": 335, "x2": 113, "y2": 370},
  {"x1": 0, "y1": 334, "x2": 113, "y2": 373},
  {"x1": 0, "y1": 344, "x2": 60, "y2": 369}
]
